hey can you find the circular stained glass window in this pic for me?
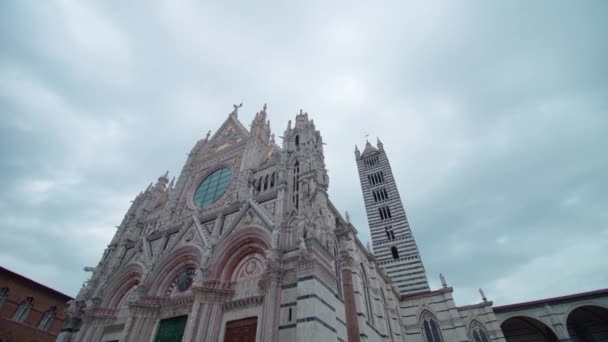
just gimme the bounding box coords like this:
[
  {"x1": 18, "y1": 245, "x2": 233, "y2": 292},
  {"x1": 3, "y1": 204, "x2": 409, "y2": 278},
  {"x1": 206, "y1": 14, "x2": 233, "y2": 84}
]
[{"x1": 193, "y1": 168, "x2": 232, "y2": 207}]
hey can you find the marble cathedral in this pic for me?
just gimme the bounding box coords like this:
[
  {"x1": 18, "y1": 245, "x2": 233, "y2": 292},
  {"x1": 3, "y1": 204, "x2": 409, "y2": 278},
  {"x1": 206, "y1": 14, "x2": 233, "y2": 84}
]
[{"x1": 57, "y1": 105, "x2": 607, "y2": 342}]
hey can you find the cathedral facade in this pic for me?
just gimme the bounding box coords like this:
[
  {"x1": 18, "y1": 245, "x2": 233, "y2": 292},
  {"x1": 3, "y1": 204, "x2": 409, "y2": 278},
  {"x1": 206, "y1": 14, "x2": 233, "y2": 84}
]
[{"x1": 57, "y1": 106, "x2": 606, "y2": 342}]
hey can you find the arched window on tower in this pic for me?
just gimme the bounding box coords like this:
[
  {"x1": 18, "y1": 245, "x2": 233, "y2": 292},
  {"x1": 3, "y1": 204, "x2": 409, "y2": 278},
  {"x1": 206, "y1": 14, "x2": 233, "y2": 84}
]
[
  {"x1": 295, "y1": 135, "x2": 300, "y2": 147},
  {"x1": 391, "y1": 246, "x2": 399, "y2": 259},
  {"x1": 12, "y1": 297, "x2": 34, "y2": 322},
  {"x1": 270, "y1": 172, "x2": 275, "y2": 188},
  {"x1": 469, "y1": 320, "x2": 491, "y2": 342},
  {"x1": 38, "y1": 306, "x2": 57, "y2": 330},
  {"x1": 421, "y1": 311, "x2": 443, "y2": 342},
  {"x1": 263, "y1": 174, "x2": 269, "y2": 191},
  {"x1": 385, "y1": 226, "x2": 395, "y2": 240}
]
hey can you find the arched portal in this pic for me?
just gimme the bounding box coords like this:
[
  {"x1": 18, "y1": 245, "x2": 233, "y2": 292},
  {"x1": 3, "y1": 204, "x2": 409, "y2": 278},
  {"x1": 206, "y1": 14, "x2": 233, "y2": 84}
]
[
  {"x1": 567, "y1": 305, "x2": 608, "y2": 342},
  {"x1": 501, "y1": 316, "x2": 559, "y2": 342}
]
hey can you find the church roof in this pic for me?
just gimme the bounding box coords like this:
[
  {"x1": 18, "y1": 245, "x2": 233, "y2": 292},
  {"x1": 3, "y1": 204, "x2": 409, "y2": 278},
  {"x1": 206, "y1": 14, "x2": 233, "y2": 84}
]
[{"x1": 360, "y1": 141, "x2": 378, "y2": 156}]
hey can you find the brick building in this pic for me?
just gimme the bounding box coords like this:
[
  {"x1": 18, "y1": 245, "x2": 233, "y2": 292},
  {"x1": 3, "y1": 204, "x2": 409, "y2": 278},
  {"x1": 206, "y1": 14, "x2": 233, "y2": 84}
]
[{"x1": 0, "y1": 266, "x2": 72, "y2": 342}]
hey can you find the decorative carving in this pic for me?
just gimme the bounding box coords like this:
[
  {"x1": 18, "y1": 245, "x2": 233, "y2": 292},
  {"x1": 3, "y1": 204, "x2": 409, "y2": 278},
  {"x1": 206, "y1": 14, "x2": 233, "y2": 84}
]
[
  {"x1": 201, "y1": 246, "x2": 212, "y2": 268},
  {"x1": 192, "y1": 267, "x2": 210, "y2": 287},
  {"x1": 298, "y1": 237, "x2": 311, "y2": 260}
]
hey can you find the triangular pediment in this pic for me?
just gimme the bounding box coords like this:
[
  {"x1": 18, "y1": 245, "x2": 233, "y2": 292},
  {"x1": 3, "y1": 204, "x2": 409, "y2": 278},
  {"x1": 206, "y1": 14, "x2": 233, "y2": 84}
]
[
  {"x1": 222, "y1": 199, "x2": 274, "y2": 239},
  {"x1": 206, "y1": 115, "x2": 249, "y2": 154}
]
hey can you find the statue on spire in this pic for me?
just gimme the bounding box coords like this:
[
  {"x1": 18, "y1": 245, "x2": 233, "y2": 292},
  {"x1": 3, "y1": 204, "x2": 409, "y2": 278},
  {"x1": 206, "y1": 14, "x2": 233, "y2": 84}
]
[{"x1": 230, "y1": 103, "x2": 243, "y2": 117}]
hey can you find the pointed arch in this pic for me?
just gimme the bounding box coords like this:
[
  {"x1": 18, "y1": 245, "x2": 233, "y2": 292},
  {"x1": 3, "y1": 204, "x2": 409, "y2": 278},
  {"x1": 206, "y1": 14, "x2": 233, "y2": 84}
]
[
  {"x1": 208, "y1": 225, "x2": 270, "y2": 280},
  {"x1": 145, "y1": 245, "x2": 202, "y2": 296},
  {"x1": 101, "y1": 262, "x2": 144, "y2": 308},
  {"x1": 420, "y1": 310, "x2": 443, "y2": 342},
  {"x1": 468, "y1": 320, "x2": 490, "y2": 342}
]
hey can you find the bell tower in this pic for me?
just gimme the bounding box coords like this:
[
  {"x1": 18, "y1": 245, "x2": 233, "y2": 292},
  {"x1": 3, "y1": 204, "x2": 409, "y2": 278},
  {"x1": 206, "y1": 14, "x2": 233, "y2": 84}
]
[{"x1": 355, "y1": 138, "x2": 430, "y2": 295}]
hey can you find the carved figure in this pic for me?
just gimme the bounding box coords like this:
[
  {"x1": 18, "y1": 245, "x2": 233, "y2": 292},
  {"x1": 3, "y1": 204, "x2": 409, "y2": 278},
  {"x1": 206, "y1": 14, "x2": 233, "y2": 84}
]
[
  {"x1": 298, "y1": 237, "x2": 310, "y2": 259},
  {"x1": 271, "y1": 227, "x2": 280, "y2": 249},
  {"x1": 201, "y1": 247, "x2": 212, "y2": 267},
  {"x1": 231, "y1": 102, "x2": 243, "y2": 116}
]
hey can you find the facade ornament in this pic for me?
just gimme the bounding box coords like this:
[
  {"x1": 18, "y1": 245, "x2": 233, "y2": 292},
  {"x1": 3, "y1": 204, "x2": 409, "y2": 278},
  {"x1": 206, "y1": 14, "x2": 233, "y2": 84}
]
[
  {"x1": 479, "y1": 288, "x2": 487, "y2": 302},
  {"x1": 230, "y1": 102, "x2": 243, "y2": 117},
  {"x1": 192, "y1": 267, "x2": 210, "y2": 287},
  {"x1": 127, "y1": 284, "x2": 147, "y2": 304},
  {"x1": 271, "y1": 227, "x2": 280, "y2": 249},
  {"x1": 201, "y1": 246, "x2": 213, "y2": 268},
  {"x1": 298, "y1": 237, "x2": 310, "y2": 259},
  {"x1": 345, "y1": 211, "x2": 351, "y2": 223},
  {"x1": 440, "y1": 273, "x2": 447, "y2": 288}
]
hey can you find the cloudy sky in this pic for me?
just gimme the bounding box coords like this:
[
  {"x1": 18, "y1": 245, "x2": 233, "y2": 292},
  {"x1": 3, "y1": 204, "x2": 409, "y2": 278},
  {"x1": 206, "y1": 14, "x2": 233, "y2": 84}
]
[{"x1": 1, "y1": 1, "x2": 607, "y2": 306}]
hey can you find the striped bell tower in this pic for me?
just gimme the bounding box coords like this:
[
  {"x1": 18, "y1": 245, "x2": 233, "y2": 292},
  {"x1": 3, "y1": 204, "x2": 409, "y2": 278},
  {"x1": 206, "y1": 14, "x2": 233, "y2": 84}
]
[{"x1": 355, "y1": 138, "x2": 430, "y2": 295}]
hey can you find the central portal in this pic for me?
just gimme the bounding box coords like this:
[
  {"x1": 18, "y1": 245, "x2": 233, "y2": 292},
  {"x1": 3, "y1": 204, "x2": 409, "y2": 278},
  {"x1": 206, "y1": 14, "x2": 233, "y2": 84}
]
[{"x1": 223, "y1": 317, "x2": 258, "y2": 342}]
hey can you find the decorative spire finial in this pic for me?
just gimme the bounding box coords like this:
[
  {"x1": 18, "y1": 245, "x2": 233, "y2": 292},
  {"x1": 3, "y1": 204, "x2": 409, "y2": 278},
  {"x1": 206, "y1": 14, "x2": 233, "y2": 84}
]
[
  {"x1": 440, "y1": 273, "x2": 447, "y2": 288},
  {"x1": 345, "y1": 211, "x2": 351, "y2": 223},
  {"x1": 262, "y1": 103, "x2": 267, "y2": 113},
  {"x1": 230, "y1": 102, "x2": 243, "y2": 117},
  {"x1": 479, "y1": 288, "x2": 487, "y2": 302}
]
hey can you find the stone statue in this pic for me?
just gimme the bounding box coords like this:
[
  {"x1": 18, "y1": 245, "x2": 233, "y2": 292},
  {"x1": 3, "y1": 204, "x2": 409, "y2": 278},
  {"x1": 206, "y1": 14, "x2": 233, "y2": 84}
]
[
  {"x1": 298, "y1": 237, "x2": 310, "y2": 259},
  {"x1": 271, "y1": 227, "x2": 280, "y2": 249},
  {"x1": 231, "y1": 102, "x2": 243, "y2": 116},
  {"x1": 192, "y1": 267, "x2": 209, "y2": 287},
  {"x1": 345, "y1": 211, "x2": 351, "y2": 223},
  {"x1": 201, "y1": 247, "x2": 212, "y2": 268}
]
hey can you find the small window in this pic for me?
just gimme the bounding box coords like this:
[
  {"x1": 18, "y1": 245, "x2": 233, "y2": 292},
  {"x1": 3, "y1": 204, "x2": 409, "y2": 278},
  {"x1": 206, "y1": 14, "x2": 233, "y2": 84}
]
[
  {"x1": 38, "y1": 306, "x2": 57, "y2": 330},
  {"x1": 288, "y1": 308, "x2": 293, "y2": 321},
  {"x1": 295, "y1": 135, "x2": 300, "y2": 146},
  {"x1": 12, "y1": 297, "x2": 34, "y2": 322},
  {"x1": 391, "y1": 246, "x2": 399, "y2": 259},
  {"x1": 0, "y1": 287, "x2": 8, "y2": 309},
  {"x1": 385, "y1": 226, "x2": 395, "y2": 240}
]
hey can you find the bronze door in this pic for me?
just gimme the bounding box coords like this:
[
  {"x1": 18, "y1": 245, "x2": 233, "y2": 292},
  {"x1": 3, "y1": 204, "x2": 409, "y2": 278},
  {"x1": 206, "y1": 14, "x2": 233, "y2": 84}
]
[{"x1": 223, "y1": 317, "x2": 258, "y2": 342}]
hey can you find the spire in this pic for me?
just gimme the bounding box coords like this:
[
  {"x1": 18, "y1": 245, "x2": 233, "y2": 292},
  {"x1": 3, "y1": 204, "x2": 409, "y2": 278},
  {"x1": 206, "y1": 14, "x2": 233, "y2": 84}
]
[
  {"x1": 377, "y1": 137, "x2": 384, "y2": 150},
  {"x1": 479, "y1": 288, "x2": 487, "y2": 302},
  {"x1": 361, "y1": 140, "x2": 378, "y2": 156},
  {"x1": 440, "y1": 273, "x2": 447, "y2": 288}
]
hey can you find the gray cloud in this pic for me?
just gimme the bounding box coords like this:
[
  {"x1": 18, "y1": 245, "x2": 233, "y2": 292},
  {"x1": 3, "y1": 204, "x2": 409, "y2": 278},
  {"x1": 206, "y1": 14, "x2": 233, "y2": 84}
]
[{"x1": 1, "y1": 0, "x2": 606, "y2": 304}]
